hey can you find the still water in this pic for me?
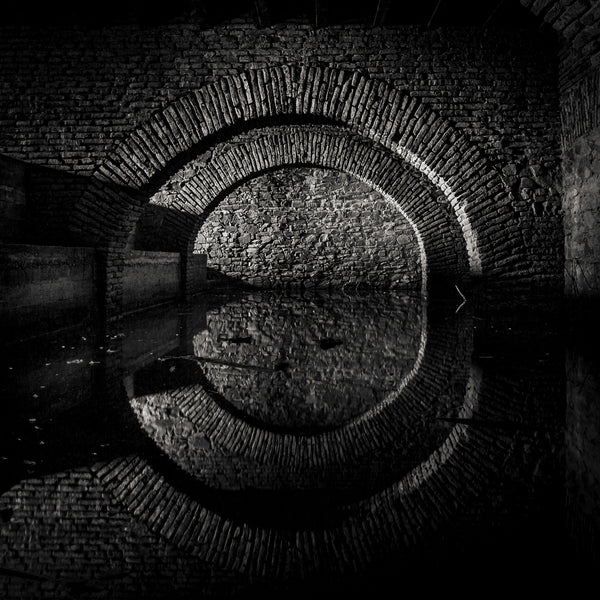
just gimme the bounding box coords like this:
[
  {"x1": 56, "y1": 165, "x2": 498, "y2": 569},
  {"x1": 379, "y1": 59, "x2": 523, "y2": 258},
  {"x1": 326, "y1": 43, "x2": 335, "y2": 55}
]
[{"x1": 0, "y1": 289, "x2": 597, "y2": 597}]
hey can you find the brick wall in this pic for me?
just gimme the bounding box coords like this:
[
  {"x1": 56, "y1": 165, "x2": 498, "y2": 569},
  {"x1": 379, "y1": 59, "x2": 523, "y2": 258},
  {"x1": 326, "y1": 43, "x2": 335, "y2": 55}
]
[
  {"x1": 0, "y1": 156, "x2": 26, "y2": 243},
  {"x1": 520, "y1": 0, "x2": 600, "y2": 296},
  {"x1": 0, "y1": 19, "x2": 563, "y2": 308},
  {"x1": 0, "y1": 244, "x2": 97, "y2": 338},
  {"x1": 122, "y1": 250, "x2": 181, "y2": 312}
]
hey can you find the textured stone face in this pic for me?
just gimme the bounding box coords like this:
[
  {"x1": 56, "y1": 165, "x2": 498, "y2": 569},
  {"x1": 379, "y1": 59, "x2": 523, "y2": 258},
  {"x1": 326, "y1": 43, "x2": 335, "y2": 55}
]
[
  {"x1": 563, "y1": 125, "x2": 600, "y2": 295},
  {"x1": 195, "y1": 167, "x2": 422, "y2": 288},
  {"x1": 191, "y1": 291, "x2": 423, "y2": 430}
]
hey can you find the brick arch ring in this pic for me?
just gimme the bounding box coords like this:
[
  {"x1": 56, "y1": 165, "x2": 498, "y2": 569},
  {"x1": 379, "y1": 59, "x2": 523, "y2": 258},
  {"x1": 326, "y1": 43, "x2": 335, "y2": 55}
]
[
  {"x1": 72, "y1": 65, "x2": 515, "y2": 316},
  {"x1": 148, "y1": 124, "x2": 471, "y2": 294},
  {"x1": 127, "y1": 293, "x2": 429, "y2": 475},
  {"x1": 94, "y1": 365, "x2": 488, "y2": 578}
]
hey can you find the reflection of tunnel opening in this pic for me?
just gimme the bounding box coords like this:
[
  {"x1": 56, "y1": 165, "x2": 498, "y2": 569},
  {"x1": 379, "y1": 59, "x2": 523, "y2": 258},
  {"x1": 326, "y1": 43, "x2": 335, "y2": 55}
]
[
  {"x1": 190, "y1": 290, "x2": 425, "y2": 432},
  {"x1": 132, "y1": 290, "x2": 427, "y2": 435},
  {"x1": 125, "y1": 295, "x2": 474, "y2": 530}
]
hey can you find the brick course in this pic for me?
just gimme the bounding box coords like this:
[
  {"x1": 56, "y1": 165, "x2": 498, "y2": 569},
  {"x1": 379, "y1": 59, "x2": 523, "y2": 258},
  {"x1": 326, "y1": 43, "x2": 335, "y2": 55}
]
[{"x1": 0, "y1": 20, "x2": 563, "y2": 315}]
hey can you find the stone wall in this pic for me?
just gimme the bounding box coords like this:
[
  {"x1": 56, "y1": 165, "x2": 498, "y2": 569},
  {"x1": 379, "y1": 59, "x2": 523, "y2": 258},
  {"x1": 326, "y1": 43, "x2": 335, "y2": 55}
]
[
  {"x1": 520, "y1": 0, "x2": 600, "y2": 296},
  {"x1": 195, "y1": 168, "x2": 422, "y2": 288},
  {"x1": 0, "y1": 244, "x2": 96, "y2": 338},
  {"x1": 0, "y1": 19, "x2": 563, "y2": 296},
  {"x1": 122, "y1": 250, "x2": 181, "y2": 312},
  {"x1": 560, "y1": 64, "x2": 600, "y2": 297},
  {"x1": 563, "y1": 124, "x2": 600, "y2": 295},
  {"x1": 0, "y1": 156, "x2": 26, "y2": 243}
]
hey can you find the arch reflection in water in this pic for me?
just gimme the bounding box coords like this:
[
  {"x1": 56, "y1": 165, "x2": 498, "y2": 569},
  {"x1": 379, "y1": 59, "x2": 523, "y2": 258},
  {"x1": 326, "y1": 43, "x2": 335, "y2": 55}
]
[
  {"x1": 104, "y1": 290, "x2": 491, "y2": 578},
  {"x1": 0, "y1": 289, "x2": 568, "y2": 596}
]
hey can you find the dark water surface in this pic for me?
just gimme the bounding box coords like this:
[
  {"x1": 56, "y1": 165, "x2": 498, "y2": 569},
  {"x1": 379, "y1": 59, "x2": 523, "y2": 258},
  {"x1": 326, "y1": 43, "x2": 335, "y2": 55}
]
[{"x1": 0, "y1": 289, "x2": 598, "y2": 597}]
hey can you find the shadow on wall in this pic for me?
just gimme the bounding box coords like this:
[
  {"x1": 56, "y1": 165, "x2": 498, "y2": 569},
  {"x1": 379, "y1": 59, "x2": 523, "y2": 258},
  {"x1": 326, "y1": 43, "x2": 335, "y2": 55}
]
[
  {"x1": 0, "y1": 157, "x2": 211, "y2": 338},
  {"x1": 0, "y1": 154, "x2": 87, "y2": 247}
]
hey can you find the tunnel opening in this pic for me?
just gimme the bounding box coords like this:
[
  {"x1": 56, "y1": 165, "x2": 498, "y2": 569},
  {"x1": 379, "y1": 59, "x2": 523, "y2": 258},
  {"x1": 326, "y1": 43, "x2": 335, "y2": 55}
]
[{"x1": 2, "y1": 2, "x2": 599, "y2": 595}]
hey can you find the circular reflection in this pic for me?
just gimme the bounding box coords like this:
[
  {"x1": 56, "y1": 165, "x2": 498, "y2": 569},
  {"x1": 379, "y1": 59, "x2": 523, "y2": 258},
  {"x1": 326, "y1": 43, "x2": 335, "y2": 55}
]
[
  {"x1": 98, "y1": 293, "x2": 484, "y2": 579},
  {"x1": 192, "y1": 291, "x2": 422, "y2": 431},
  {"x1": 127, "y1": 291, "x2": 471, "y2": 502}
]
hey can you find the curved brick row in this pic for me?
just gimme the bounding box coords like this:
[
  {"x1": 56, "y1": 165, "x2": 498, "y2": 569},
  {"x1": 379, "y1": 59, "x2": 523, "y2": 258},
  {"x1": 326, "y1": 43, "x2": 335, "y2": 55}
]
[
  {"x1": 520, "y1": 0, "x2": 600, "y2": 92},
  {"x1": 93, "y1": 366, "x2": 490, "y2": 579},
  {"x1": 125, "y1": 304, "x2": 475, "y2": 493},
  {"x1": 71, "y1": 66, "x2": 523, "y2": 314},
  {"x1": 520, "y1": 0, "x2": 599, "y2": 53},
  {"x1": 149, "y1": 125, "x2": 473, "y2": 289}
]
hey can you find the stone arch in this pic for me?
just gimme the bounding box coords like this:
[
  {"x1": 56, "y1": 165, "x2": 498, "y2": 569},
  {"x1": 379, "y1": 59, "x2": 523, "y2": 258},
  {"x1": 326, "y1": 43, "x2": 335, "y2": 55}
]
[
  {"x1": 143, "y1": 125, "x2": 476, "y2": 294},
  {"x1": 73, "y1": 65, "x2": 517, "y2": 314},
  {"x1": 94, "y1": 309, "x2": 485, "y2": 578},
  {"x1": 128, "y1": 291, "x2": 430, "y2": 474}
]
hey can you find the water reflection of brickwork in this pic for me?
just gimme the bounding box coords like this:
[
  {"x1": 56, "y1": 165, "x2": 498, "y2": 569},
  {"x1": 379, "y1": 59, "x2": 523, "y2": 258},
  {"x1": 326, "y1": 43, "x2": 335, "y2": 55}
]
[
  {"x1": 0, "y1": 292, "x2": 572, "y2": 597},
  {"x1": 192, "y1": 291, "x2": 422, "y2": 430},
  {"x1": 129, "y1": 293, "x2": 472, "y2": 498},
  {"x1": 0, "y1": 469, "x2": 247, "y2": 599}
]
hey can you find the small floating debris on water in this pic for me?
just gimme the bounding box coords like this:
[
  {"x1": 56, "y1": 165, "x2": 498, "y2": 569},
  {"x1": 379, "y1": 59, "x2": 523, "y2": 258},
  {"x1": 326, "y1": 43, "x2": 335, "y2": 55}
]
[
  {"x1": 319, "y1": 338, "x2": 343, "y2": 350},
  {"x1": 219, "y1": 335, "x2": 253, "y2": 344},
  {"x1": 273, "y1": 360, "x2": 291, "y2": 371}
]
